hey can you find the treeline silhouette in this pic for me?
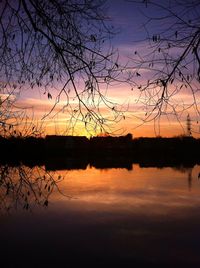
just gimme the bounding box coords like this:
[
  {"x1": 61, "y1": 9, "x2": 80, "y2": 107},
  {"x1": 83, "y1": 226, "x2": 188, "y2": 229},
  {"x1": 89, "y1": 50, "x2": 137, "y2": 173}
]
[{"x1": 1, "y1": 134, "x2": 200, "y2": 170}]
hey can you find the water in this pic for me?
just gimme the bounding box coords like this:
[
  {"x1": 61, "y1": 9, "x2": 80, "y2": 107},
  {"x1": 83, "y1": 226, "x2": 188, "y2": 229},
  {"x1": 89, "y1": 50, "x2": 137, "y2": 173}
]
[{"x1": 0, "y1": 164, "x2": 200, "y2": 266}]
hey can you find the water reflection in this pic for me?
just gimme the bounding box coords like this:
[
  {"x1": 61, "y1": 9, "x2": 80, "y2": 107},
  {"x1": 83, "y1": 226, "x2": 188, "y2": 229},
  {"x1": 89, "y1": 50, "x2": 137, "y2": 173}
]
[
  {"x1": 54, "y1": 165, "x2": 200, "y2": 213},
  {"x1": 0, "y1": 163, "x2": 200, "y2": 266},
  {"x1": 1, "y1": 163, "x2": 200, "y2": 215},
  {"x1": 0, "y1": 165, "x2": 66, "y2": 211}
]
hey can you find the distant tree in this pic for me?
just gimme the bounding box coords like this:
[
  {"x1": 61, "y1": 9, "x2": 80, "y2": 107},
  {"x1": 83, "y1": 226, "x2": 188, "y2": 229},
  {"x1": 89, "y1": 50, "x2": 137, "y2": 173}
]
[
  {"x1": 130, "y1": 0, "x2": 200, "y2": 134},
  {"x1": 0, "y1": 0, "x2": 128, "y2": 136}
]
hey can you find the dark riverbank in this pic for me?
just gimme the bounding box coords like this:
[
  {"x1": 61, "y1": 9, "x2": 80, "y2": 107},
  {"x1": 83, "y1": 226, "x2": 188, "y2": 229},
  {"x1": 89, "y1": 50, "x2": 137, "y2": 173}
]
[{"x1": 1, "y1": 135, "x2": 200, "y2": 169}]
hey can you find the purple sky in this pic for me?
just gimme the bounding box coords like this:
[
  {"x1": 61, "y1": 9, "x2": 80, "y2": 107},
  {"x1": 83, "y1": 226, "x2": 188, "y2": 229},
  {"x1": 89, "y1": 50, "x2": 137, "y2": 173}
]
[{"x1": 15, "y1": 0, "x2": 200, "y2": 137}]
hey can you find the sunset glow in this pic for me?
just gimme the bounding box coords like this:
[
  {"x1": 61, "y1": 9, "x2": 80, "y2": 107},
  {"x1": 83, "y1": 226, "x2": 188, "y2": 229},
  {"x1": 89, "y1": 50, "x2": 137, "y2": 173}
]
[
  {"x1": 15, "y1": 83, "x2": 200, "y2": 137},
  {"x1": 5, "y1": 0, "x2": 198, "y2": 138},
  {"x1": 1, "y1": 1, "x2": 200, "y2": 266}
]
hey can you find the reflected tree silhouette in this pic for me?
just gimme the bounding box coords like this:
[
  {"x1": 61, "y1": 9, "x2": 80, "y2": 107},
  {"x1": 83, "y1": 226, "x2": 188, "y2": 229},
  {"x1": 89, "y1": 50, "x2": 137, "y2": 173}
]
[{"x1": 0, "y1": 164, "x2": 68, "y2": 212}]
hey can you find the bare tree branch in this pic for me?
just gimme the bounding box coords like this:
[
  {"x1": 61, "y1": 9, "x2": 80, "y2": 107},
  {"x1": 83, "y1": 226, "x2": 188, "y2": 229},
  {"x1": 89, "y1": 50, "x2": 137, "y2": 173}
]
[
  {"x1": 129, "y1": 0, "x2": 200, "y2": 135},
  {"x1": 0, "y1": 0, "x2": 130, "y2": 136}
]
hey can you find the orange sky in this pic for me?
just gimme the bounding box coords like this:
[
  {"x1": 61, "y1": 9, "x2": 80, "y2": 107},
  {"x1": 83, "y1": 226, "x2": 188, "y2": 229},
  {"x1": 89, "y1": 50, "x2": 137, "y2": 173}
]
[{"x1": 15, "y1": 82, "x2": 200, "y2": 138}]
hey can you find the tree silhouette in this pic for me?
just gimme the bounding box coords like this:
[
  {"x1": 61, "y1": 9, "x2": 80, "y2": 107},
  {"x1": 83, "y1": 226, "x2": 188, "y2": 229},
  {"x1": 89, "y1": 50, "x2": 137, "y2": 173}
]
[
  {"x1": 0, "y1": 93, "x2": 44, "y2": 137},
  {"x1": 0, "y1": 0, "x2": 128, "y2": 136},
  {"x1": 130, "y1": 0, "x2": 200, "y2": 134}
]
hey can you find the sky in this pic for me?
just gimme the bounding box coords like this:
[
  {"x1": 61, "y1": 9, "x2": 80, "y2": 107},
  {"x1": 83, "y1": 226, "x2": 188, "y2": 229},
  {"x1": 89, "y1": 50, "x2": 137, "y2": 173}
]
[{"x1": 12, "y1": 0, "x2": 200, "y2": 137}]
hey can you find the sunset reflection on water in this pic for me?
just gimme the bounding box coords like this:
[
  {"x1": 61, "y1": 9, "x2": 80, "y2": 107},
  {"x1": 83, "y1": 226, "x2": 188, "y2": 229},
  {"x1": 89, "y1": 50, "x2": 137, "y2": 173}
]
[
  {"x1": 52, "y1": 165, "x2": 200, "y2": 214},
  {"x1": 1, "y1": 164, "x2": 200, "y2": 266}
]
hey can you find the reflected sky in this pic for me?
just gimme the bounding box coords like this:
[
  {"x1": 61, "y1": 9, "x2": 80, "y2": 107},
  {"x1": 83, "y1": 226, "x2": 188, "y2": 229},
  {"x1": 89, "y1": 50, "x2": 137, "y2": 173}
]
[
  {"x1": 51, "y1": 165, "x2": 200, "y2": 214},
  {"x1": 1, "y1": 165, "x2": 200, "y2": 266}
]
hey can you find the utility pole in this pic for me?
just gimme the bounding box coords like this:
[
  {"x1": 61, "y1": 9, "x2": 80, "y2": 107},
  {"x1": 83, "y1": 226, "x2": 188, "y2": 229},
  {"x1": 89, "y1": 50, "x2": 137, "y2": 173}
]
[{"x1": 186, "y1": 114, "x2": 192, "y2": 137}]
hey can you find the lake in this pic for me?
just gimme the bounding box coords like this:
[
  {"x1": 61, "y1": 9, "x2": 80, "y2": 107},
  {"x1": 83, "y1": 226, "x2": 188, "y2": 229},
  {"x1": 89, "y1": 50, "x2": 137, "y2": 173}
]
[{"x1": 0, "y1": 164, "x2": 200, "y2": 267}]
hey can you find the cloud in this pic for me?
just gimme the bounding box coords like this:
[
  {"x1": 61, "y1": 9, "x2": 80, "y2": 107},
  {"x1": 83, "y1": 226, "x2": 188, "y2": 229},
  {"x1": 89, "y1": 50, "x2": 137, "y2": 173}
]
[{"x1": 16, "y1": 97, "x2": 54, "y2": 108}]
